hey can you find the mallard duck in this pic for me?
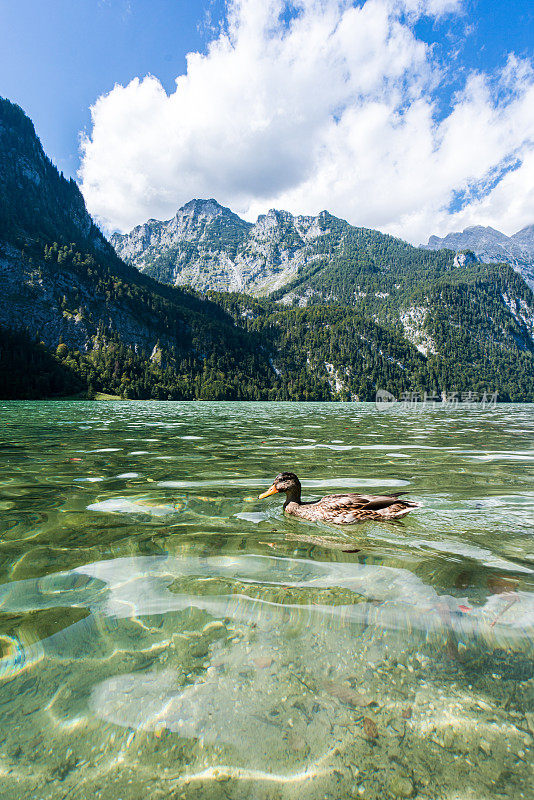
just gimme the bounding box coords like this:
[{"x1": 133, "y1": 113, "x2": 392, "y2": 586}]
[{"x1": 259, "y1": 472, "x2": 420, "y2": 523}]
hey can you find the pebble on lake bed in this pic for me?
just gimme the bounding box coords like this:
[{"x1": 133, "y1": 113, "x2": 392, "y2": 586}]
[
  {"x1": 253, "y1": 656, "x2": 273, "y2": 668},
  {"x1": 388, "y1": 774, "x2": 415, "y2": 798},
  {"x1": 324, "y1": 681, "x2": 373, "y2": 708},
  {"x1": 363, "y1": 717, "x2": 379, "y2": 739}
]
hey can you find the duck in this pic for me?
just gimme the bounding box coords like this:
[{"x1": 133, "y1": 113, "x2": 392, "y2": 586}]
[{"x1": 259, "y1": 472, "x2": 420, "y2": 523}]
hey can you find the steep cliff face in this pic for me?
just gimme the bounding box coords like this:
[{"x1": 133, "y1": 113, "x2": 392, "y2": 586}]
[
  {"x1": 0, "y1": 99, "x2": 183, "y2": 353},
  {"x1": 0, "y1": 241, "x2": 178, "y2": 355},
  {"x1": 0, "y1": 98, "x2": 282, "y2": 398},
  {"x1": 111, "y1": 202, "x2": 336, "y2": 294},
  {"x1": 0, "y1": 98, "x2": 108, "y2": 256},
  {"x1": 422, "y1": 225, "x2": 534, "y2": 289}
]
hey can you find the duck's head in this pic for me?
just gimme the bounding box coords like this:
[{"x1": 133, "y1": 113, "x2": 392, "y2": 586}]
[{"x1": 259, "y1": 472, "x2": 301, "y2": 500}]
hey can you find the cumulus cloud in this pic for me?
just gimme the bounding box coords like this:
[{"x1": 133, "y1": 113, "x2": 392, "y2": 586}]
[{"x1": 79, "y1": 0, "x2": 534, "y2": 242}]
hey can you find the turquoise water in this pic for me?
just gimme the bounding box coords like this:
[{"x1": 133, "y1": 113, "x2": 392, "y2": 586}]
[{"x1": 0, "y1": 401, "x2": 532, "y2": 800}]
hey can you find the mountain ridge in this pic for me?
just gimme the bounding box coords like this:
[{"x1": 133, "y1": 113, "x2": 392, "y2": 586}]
[
  {"x1": 111, "y1": 201, "x2": 353, "y2": 295},
  {"x1": 0, "y1": 96, "x2": 457, "y2": 401},
  {"x1": 112, "y1": 200, "x2": 534, "y2": 298},
  {"x1": 422, "y1": 224, "x2": 534, "y2": 289},
  {"x1": 110, "y1": 196, "x2": 534, "y2": 401}
]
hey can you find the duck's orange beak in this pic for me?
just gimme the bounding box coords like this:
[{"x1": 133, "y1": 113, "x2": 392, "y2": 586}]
[{"x1": 259, "y1": 484, "x2": 278, "y2": 499}]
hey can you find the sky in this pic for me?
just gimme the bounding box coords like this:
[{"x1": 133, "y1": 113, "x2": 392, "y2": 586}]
[{"x1": 1, "y1": 0, "x2": 533, "y2": 243}]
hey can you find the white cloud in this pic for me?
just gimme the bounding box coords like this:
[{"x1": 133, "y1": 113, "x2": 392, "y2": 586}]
[
  {"x1": 79, "y1": 0, "x2": 534, "y2": 243},
  {"x1": 431, "y1": 150, "x2": 534, "y2": 237}
]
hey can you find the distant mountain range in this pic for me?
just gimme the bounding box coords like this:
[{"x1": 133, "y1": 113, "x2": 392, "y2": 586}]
[
  {"x1": 422, "y1": 225, "x2": 534, "y2": 290},
  {"x1": 110, "y1": 199, "x2": 534, "y2": 400},
  {"x1": 112, "y1": 201, "x2": 534, "y2": 298},
  {"x1": 1, "y1": 97, "x2": 533, "y2": 400}
]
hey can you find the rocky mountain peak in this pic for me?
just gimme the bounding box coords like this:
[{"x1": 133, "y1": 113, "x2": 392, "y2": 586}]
[
  {"x1": 254, "y1": 208, "x2": 296, "y2": 227},
  {"x1": 422, "y1": 222, "x2": 534, "y2": 289},
  {"x1": 464, "y1": 225, "x2": 503, "y2": 236},
  {"x1": 179, "y1": 198, "x2": 227, "y2": 219}
]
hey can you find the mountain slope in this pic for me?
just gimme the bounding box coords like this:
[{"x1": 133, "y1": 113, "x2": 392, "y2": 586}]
[
  {"x1": 111, "y1": 201, "x2": 534, "y2": 400},
  {"x1": 112, "y1": 200, "x2": 534, "y2": 305},
  {"x1": 2, "y1": 98, "x2": 533, "y2": 401},
  {"x1": 422, "y1": 225, "x2": 534, "y2": 289},
  {"x1": 113, "y1": 201, "x2": 534, "y2": 352},
  {"x1": 1, "y1": 96, "x2": 451, "y2": 401},
  {"x1": 209, "y1": 287, "x2": 534, "y2": 402},
  {"x1": 111, "y1": 202, "x2": 343, "y2": 295},
  {"x1": 0, "y1": 99, "x2": 286, "y2": 399},
  {"x1": 269, "y1": 237, "x2": 534, "y2": 399}
]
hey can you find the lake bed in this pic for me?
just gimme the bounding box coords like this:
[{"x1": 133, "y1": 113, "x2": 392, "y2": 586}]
[{"x1": 0, "y1": 401, "x2": 532, "y2": 800}]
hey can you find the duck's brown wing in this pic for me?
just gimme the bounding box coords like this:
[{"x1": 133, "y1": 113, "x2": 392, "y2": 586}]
[{"x1": 315, "y1": 492, "x2": 410, "y2": 512}]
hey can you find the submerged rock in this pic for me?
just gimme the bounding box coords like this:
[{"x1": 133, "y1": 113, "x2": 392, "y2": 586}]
[
  {"x1": 363, "y1": 717, "x2": 379, "y2": 739},
  {"x1": 388, "y1": 774, "x2": 414, "y2": 797}
]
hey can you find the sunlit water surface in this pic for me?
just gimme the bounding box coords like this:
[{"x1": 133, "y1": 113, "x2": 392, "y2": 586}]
[{"x1": 0, "y1": 401, "x2": 532, "y2": 800}]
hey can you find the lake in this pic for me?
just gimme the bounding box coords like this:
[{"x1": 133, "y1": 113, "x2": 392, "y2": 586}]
[{"x1": 0, "y1": 401, "x2": 532, "y2": 800}]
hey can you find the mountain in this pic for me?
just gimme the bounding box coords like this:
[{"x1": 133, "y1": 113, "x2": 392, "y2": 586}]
[
  {"x1": 511, "y1": 224, "x2": 534, "y2": 259},
  {"x1": 422, "y1": 225, "x2": 534, "y2": 290},
  {"x1": 212, "y1": 255, "x2": 534, "y2": 402},
  {"x1": 111, "y1": 201, "x2": 333, "y2": 295},
  {"x1": 1, "y1": 97, "x2": 533, "y2": 401},
  {"x1": 112, "y1": 201, "x2": 534, "y2": 305},
  {"x1": 0, "y1": 96, "x2": 452, "y2": 401},
  {"x1": 0, "y1": 98, "x2": 288, "y2": 399},
  {"x1": 112, "y1": 201, "x2": 534, "y2": 400}
]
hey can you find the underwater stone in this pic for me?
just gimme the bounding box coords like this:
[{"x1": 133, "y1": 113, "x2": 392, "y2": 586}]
[
  {"x1": 363, "y1": 717, "x2": 379, "y2": 739},
  {"x1": 190, "y1": 642, "x2": 209, "y2": 658},
  {"x1": 389, "y1": 775, "x2": 415, "y2": 797}
]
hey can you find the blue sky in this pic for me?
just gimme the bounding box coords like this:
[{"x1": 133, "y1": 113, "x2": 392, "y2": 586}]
[
  {"x1": 0, "y1": 0, "x2": 226, "y2": 175},
  {"x1": 1, "y1": 0, "x2": 533, "y2": 241}
]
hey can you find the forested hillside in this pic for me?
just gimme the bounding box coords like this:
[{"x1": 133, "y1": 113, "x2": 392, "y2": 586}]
[
  {"x1": 113, "y1": 196, "x2": 534, "y2": 401},
  {"x1": 206, "y1": 292, "x2": 534, "y2": 401},
  {"x1": 422, "y1": 224, "x2": 534, "y2": 289},
  {"x1": 0, "y1": 99, "x2": 278, "y2": 399}
]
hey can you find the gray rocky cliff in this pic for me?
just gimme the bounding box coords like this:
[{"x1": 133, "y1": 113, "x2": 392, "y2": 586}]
[
  {"x1": 111, "y1": 201, "x2": 333, "y2": 295},
  {"x1": 423, "y1": 225, "x2": 534, "y2": 290}
]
